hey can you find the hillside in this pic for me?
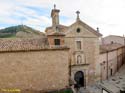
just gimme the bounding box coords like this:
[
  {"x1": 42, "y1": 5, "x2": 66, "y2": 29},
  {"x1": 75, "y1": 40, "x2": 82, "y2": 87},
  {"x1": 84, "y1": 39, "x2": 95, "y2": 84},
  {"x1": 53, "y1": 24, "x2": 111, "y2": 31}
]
[{"x1": 0, "y1": 25, "x2": 45, "y2": 38}]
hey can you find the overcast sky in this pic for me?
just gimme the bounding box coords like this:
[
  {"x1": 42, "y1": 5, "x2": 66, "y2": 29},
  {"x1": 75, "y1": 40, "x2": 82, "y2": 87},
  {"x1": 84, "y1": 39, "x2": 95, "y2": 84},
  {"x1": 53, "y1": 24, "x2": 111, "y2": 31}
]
[{"x1": 0, "y1": 0, "x2": 125, "y2": 36}]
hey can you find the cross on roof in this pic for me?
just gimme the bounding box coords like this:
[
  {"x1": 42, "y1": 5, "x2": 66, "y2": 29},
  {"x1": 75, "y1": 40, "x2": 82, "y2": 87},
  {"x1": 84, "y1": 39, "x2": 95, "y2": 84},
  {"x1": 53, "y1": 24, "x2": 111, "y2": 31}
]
[
  {"x1": 97, "y1": 27, "x2": 99, "y2": 32},
  {"x1": 54, "y1": 4, "x2": 56, "y2": 9},
  {"x1": 76, "y1": 11, "x2": 80, "y2": 20}
]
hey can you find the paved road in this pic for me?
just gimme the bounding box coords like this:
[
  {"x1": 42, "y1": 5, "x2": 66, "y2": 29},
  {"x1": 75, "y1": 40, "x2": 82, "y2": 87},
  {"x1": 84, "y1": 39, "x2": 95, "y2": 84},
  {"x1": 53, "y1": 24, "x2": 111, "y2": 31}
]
[
  {"x1": 71, "y1": 64, "x2": 125, "y2": 93},
  {"x1": 99, "y1": 64, "x2": 125, "y2": 93}
]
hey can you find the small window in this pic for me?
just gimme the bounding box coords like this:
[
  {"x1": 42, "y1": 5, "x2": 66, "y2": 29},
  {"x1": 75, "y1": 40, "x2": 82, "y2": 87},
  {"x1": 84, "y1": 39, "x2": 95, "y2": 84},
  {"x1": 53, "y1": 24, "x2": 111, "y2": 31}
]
[
  {"x1": 111, "y1": 41, "x2": 114, "y2": 44},
  {"x1": 56, "y1": 26, "x2": 59, "y2": 32},
  {"x1": 76, "y1": 41, "x2": 81, "y2": 50},
  {"x1": 54, "y1": 39, "x2": 60, "y2": 45},
  {"x1": 104, "y1": 66, "x2": 105, "y2": 70},
  {"x1": 76, "y1": 28, "x2": 81, "y2": 33},
  {"x1": 110, "y1": 69, "x2": 113, "y2": 76}
]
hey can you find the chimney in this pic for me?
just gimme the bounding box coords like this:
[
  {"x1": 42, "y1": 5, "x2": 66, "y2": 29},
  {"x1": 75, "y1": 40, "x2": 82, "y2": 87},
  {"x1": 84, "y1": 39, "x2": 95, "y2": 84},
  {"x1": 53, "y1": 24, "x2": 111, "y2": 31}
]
[{"x1": 51, "y1": 4, "x2": 60, "y2": 26}]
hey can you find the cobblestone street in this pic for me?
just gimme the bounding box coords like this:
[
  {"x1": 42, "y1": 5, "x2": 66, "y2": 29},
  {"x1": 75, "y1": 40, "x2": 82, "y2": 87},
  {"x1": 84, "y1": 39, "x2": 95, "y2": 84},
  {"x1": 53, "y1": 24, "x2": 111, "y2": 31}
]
[{"x1": 99, "y1": 64, "x2": 125, "y2": 93}]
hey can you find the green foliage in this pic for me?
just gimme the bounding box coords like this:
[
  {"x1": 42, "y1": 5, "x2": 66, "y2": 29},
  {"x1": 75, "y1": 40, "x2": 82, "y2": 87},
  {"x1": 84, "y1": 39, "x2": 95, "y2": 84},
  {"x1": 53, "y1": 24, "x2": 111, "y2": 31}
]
[
  {"x1": 0, "y1": 33, "x2": 16, "y2": 38},
  {"x1": 0, "y1": 25, "x2": 42, "y2": 38}
]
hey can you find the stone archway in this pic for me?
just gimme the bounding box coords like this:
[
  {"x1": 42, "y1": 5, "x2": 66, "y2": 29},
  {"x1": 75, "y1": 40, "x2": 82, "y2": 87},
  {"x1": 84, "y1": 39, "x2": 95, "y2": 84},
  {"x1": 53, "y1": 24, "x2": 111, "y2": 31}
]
[{"x1": 74, "y1": 71, "x2": 84, "y2": 87}]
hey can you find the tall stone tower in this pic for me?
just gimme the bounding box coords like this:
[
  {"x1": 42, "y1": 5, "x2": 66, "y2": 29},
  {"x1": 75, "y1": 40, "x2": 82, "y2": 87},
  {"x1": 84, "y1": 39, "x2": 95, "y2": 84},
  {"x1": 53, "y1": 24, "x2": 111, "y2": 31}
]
[{"x1": 51, "y1": 4, "x2": 60, "y2": 26}]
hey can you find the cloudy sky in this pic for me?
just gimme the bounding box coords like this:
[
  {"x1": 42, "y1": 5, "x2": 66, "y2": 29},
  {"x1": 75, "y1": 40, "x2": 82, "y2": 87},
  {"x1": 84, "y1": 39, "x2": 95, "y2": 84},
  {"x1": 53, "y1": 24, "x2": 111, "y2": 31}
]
[{"x1": 0, "y1": 0, "x2": 125, "y2": 36}]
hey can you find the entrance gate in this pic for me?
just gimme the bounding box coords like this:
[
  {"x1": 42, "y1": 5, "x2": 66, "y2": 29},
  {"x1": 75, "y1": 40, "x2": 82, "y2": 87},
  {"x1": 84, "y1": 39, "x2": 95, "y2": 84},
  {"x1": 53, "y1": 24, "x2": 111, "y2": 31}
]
[{"x1": 74, "y1": 71, "x2": 84, "y2": 87}]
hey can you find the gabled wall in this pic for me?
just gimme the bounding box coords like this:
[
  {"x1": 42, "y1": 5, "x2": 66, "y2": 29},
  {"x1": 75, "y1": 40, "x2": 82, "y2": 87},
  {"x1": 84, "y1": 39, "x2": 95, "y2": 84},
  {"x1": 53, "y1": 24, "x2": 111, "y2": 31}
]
[{"x1": 65, "y1": 21, "x2": 100, "y2": 85}]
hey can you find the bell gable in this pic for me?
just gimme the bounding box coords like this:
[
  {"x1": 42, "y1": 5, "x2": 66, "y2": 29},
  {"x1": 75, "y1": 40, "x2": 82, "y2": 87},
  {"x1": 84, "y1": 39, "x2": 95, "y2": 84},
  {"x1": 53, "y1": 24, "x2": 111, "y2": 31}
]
[{"x1": 65, "y1": 20, "x2": 102, "y2": 38}]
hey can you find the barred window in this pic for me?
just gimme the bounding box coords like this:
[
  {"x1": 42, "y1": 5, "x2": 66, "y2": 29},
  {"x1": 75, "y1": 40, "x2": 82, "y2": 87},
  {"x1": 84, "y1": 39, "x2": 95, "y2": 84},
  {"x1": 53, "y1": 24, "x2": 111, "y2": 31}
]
[{"x1": 54, "y1": 39, "x2": 60, "y2": 45}]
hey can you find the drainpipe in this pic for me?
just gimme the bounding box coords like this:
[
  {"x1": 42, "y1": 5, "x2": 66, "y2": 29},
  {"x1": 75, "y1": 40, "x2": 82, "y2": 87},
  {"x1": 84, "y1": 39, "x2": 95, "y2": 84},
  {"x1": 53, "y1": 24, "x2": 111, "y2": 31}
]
[
  {"x1": 100, "y1": 63, "x2": 103, "y2": 83},
  {"x1": 124, "y1": 36, "x2": 125, "y2": 46},
  {"x1": 106, "y1": 51, "x2": 109, "y2": 80},
  {"x1": 124, "y1": 46, "x2": 125, "y2": 64},
  {"x1": 84, "y1": 54, "x2": 87, "y2": 88},
  {"x1": 117, "y1": 48, "x2": 119, "y2": 72},
  {"x1": 84, "y1": 69, "x2": 86, "y2": 89},
  {"x1": 69, "y1": 58, "x2": 72, "y2": 86},
  {"x1": 122, "y1": 47, "x2": 124, "y2": 65},
  {"x1": 123, "y1": 35, "x2": 125, "y2": 64}
]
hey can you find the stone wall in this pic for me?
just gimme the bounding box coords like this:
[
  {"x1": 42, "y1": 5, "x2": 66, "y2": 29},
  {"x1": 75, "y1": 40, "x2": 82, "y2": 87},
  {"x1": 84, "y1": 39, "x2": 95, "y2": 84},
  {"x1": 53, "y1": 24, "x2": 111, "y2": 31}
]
[
  {"x1": 64, "y1": 20, "x2": 101, "y2": 86},
  {"x1": 99, "y1": 47, "x2": 125, "y2": 80},
  {"x1": 0, "y1": 49, "x2": 69, "y2": 91},
  {"x1": 101, "y1": 35, "x2": 124, "y2": 45},
  {"x1": 65, "y1": 37, "x2": 100, "y2": 85}
]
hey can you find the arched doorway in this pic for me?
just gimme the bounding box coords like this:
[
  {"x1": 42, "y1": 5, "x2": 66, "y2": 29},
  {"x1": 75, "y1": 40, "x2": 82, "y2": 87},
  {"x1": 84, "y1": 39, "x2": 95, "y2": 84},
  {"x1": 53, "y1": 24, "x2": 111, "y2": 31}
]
[{"x1": 74, "y1": 71, "x2": 84, "y2": 87}]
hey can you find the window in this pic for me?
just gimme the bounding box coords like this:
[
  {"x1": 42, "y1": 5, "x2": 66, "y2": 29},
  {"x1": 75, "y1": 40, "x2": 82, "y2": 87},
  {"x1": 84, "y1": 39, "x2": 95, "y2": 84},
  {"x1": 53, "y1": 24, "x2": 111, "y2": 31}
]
[
  {"x1": 104, "y1": 66, "x2": 105, "y2": 70},
  {"x1": 77, "y1": 55, "x2": 82, "y2": 64},
  {"x1": 56, "y1": 26, "x2": 59, "y2": 32},
  {"x1": 76, "y1": 41, "x2": 81, "y2": 50},
  {"x1": 111, "y1": 41, "x2": 114, "y2": 44},
  {"x1": 54, "y1": 39, "x2": 60, "y2": 45},
  {"x1": 77, "y1": 28, "x2": 81, "y2": 33},
  {"x1": 110, "y1": 69, "x2": 113, "y2": 76}
]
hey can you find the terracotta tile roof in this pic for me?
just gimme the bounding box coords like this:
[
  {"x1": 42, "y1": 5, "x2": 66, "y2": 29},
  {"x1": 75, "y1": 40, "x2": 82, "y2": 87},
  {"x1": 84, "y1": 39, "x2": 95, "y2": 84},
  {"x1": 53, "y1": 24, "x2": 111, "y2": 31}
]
[
  {"x1": 100, "y1": 43, "x2": 123, "y2": 53},
  {"x1": 0, "y1": 38, "x2": 49, "y2": 52},
  {"x1": 104, "y1": 35, "x2": 124, "y2": 39},
  {"x1": 46, "y1": 25, "x2": 68, "y2": 30},
  {"x1": 45, "y1": 25, "x2": 68, "y2": 34}
]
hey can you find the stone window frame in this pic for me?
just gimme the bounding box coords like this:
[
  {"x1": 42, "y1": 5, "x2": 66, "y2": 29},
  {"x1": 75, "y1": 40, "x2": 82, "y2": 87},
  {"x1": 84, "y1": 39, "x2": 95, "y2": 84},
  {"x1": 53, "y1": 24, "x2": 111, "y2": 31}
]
[
  {"x1": 76, "y1": 41, "x2": 81, "y2": 50},
  {"x1": 54, "y1": 39, "x2": 60, "y2": 45},
  {"x1": 75, "y1": 38, "x2": 83, "y2": 51}
]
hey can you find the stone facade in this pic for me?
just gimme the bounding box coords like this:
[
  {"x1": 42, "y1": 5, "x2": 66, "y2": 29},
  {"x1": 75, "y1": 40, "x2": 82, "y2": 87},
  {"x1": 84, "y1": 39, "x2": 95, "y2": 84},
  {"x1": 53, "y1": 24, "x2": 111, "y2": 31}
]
[
  {"x1": 99, "y1": 44, "x2": 125, "y2": 81},
  {"x1": 1, "y1": 5, "x2": 124, "y2": 92},
  {"x1": 65, "y1": 21, "x2": 101, "y2": 85},
  {"x1": 0, "y1": 49, "x2": 69, "y2": 91},
  {"x1": 101, "y1": 35, "x2": 125, "y2": 45},
  {"x1": 0, "y1": 6, "x2": 103, "y2": 91},
  {"x1": 45, "y1": 7, "x2": 102, "y2": 87}
]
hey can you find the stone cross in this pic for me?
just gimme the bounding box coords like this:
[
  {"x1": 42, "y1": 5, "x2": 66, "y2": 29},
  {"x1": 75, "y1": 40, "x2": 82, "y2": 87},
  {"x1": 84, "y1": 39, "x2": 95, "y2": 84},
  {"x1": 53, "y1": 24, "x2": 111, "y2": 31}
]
[
  {"x1": 54, "y1": 4, "x2": 56, "y2": 9},
  {"x1": 76, "y1": 11, "x2": 80, "y2": 20},
  {"x1": 97, "y1": 27, "x2": 99, "y2": 32}
]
